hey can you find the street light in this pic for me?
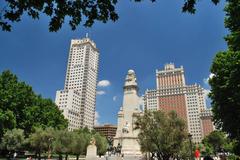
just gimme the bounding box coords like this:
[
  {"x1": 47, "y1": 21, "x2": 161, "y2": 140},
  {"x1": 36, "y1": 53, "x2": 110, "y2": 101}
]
[{"x1": 188, "y1": 133, "x2": 193, "y2": 160}]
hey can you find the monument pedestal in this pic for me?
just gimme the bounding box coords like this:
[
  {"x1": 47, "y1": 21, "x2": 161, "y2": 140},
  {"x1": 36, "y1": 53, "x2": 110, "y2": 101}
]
[
  {"x1": 114, "y1": 137, "x2": 142, "y2": 156},
  {"x1": 113, "y1": 70, "x2": 142, "y2": 157},
  {"x1": 86, "y1": 139, "x2": 98, "y2": 160}
]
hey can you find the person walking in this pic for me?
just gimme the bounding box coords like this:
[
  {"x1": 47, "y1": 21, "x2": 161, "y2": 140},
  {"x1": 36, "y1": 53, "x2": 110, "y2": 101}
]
[{"x1": 195, "y1": 149, "x2": 200, "y2": 160}]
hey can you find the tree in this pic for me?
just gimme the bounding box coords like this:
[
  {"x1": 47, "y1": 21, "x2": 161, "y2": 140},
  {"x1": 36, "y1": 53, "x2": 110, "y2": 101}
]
[
  {"x1": 0, "y1": 70, "x2": 36, "y2": 137},
  {"x1": 22, "y1": 96, "x2": 68, "y2": 135},
  {"x1": 224, "y1": 0, "x2": 240, "y2": 52},
  {"x1": 70, "y1": 132, "x2": 87, "y2": 160},
  {"x1": 208, "y1": 0, "x2": 240, "y2": 156},
  {"x1": 0, "y1": 70, "x2": 68, "y2": 137},
  {"x1": 0, "y1": 0, "x2": 220, "y2": 32},
  {"x1": 0, "y1": 109, "x2": 16, "y2": 140},
  {"x1": 135, "y1": 110, "x2": 188, "y2": 160},
  {"x1": 27, "y1": 127, "x2": 55, "y2": 160},
  {"x1": 202, "y1": 131, "x2": 227, "y2": 155},
  {"x1": 178, "y1": 140, "x2": 194, "y2": 160},
  {"x1": 74, "y1": 127, "x2": 92, "y2": 155},
  {"x1": 53, "y1": 129, "x2": 74, "y2": 160},
  {"x1": 94, "y1": 132, "x2": 108, "y2": 156},
  {"x1": 209, "y1": 50, "x2": 240, "y2": 155},
  {"x1": 1, "y1": 128, "x2": 25, "y2": 157}
]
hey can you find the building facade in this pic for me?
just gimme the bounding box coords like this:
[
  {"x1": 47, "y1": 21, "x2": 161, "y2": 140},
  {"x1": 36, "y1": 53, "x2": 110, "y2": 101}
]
[
  {"x1": 144, "y1": 63, "x2": 212, "y2": 143},
  {"x1": 55, "y1": 36, "x2": 99, "y2": 131},
  {"x1": 200, "y1": 109, "x2": 215, "y2": 137},
  {"x1": 94, "y1": 124, "x2": 117, "y2": 139}
]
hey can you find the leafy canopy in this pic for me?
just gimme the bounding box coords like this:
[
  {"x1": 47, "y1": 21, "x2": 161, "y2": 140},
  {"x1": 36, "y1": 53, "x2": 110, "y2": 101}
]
[
  {"x1": 209, "y1": 51, "x2": 240, "y2": 155},
  {"x1": 0, "y1": 0, "x2": 220, "y2": 32},
  {"x1": 202, "y1": 131, "x2": 227, "y2": 155},
  {"x1": 0, "y1": 70, "x2": 68, "y2": 138},
  {"x1": 135, "y1": 110, "x2": 188, "y2": 160},
  {"x1": 1, "y1": 128, "x2": 25, "y2": 152},
  {"x1": 208, "y1": 0, "x2": 240, "y2": 156},
  {"x1": 28, "y1": 127, "x2": 55, "y2": 157}
]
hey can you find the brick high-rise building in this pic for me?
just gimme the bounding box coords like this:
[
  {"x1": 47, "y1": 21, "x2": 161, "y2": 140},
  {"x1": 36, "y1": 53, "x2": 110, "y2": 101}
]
[
  {"x1": 94, "y1": 124, "x2": 117, "y2": 139},
  {"x1": 200, "y1": 109, "x2": 215, "y2": 137},
  {"x1": 55, "y1": 36, "x2": 99, "y2": 131},
  {"x1": 156, "y1": 64, "x2": 188, "y2": 122},
  {"x1": 144, "y1": 63, "x2": 211, "y2": 143}
]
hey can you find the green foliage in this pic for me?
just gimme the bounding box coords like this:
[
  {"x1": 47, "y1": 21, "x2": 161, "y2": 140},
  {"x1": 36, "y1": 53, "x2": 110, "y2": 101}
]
[
  {"x1": 208, "y1": 0, "x2": 240, "y2": 156},
  {"x1": 227, "y1": 154, "x2": 240, "y2": 160},
  {"x1": 52, "y1": 128, "x2": 107, "y2": 158},
  {"x1": 203, "y1": 145, "x2": 214, "y2": 156},
  {"x1": 202, "y1": 131, "x2": 227, "y2": 155},
  {"x1": 0, "y1": 109, "x2": 16, "y2": 139},
  {"x1": 0, "y1": 70, "x2": 68, "y2": 137},
  {"x1": 0, "y1": 0, "x2": 221, "y2": 32},
  {"x1": 178, "y1": 140, "x2": 192, "y2": 159},
  {"x1": 209, "y1": 0, "x2": 240, "y2": 156},
  {"x1": 1, "y1": 128, "x2": 25, "y2": 152},
  {"x1": 135, "y1": 110, "x2": 188, "y2": 160},
  {"x1": 224, "y1": 0, "x2": 240, "y2": 51},
  {"x1": 0, "y1": 70, "x2": 36, "y2": 137},
  {"x1": 23, "y1": 96, "x2": 68, "y2": 134},
  {"x1": 53, "y1": 129, "x2": 73, "y2": 157},
  {"x1": 0, "y1": 0, "x2": 119, "y2": 32},
  {"x1": 94, "y1": 132, "x2": 108, "y2": 156},
  {"x1": 70, "y1": 131, "x2": 87, "y2": 160},
  {"x1": 209, "y1": 51, "x2": 240, "y2": 155},
  {"x1": 0, "y1": 126, "x2": 108, "y2": 158},
  {"x1": 28, "y1": 127, "x2": 55, "y2": 159},
  {"x1": 181, "y1": 0, "x2": 220, "y2": 13}
]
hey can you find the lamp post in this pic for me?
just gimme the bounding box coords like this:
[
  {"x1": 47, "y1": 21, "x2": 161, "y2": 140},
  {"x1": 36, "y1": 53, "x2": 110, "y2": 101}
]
[{"x1": 188, "y1": 133, "x2": 193, "y2": 160}]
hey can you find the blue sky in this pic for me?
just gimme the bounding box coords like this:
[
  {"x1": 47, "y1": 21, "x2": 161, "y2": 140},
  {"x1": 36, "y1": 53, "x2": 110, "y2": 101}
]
[{"x1": 0, "y1": 0, "x2": 227, "y2": 125}]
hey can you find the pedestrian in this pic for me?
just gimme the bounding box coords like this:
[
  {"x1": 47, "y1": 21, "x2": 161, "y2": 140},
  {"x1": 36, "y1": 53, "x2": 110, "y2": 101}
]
[{"x1": 195, "y1": 148, "x2": 201, "y2": 160}]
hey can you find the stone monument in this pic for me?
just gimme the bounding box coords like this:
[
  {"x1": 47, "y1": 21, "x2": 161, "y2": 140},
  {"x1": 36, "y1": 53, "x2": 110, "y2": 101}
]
[
  {"x1": 113, "y1": 70, "x2": 142, "y2": 156},
  {"x1": 86, "y1": 138, "x2": 98, "y2": 160}
]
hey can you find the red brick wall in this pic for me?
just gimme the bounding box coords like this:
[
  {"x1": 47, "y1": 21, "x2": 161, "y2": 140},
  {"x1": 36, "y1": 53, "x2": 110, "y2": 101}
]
[
  {"x1": 202, "y1": 118, "x2": 214, "y2": 137},
  {"x1": 158, "y1": 94, "x2": 188, "y2": 123}
]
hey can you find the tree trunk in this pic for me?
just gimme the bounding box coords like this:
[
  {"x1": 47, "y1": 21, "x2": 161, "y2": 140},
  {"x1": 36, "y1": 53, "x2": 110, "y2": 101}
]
[
  {"x1": 38, "y1": 152, "x2": 41, "y2": 160},
  {"x1": 76, "y1": 155, "x2": 79, "y2": 160},
  {"x1": 65, "y1": 154, "x2": 68, "y2": 160},
  {"x1": 59, "y1": 154, "x2": 63, "y2": 160}
]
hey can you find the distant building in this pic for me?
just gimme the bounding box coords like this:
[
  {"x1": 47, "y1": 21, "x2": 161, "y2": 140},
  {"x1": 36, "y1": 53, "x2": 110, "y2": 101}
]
[
  {"x1": 144, "y1": 63, "x2": 213, "y2": 143},
  {"x1": 200, "y1": 109, "x2": 215, "y2": 137},
  {"x1": 94, "y1": 124, "x2": 117, "y2": 139},
  {"x1": 55, "y1": 36, "x2": 99, "y2": 131}
]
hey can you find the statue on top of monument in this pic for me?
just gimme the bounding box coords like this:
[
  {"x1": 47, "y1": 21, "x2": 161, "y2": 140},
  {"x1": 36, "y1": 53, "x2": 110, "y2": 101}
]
[
  {"x1": 125, "y1": 69, "x2": 137, "y2": 87},
  {"x1": 126, "y1": 70, "x2": 136, "y2": 81}
]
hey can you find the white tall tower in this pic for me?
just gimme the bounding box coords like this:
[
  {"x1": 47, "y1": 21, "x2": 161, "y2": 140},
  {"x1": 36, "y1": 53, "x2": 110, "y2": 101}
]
[
  {"x1": 55, "y1": 36, "x2": 99, "y2": 131},
  {"x1": 114, "y1": 70, "x2": 142, "y2": 156}
]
